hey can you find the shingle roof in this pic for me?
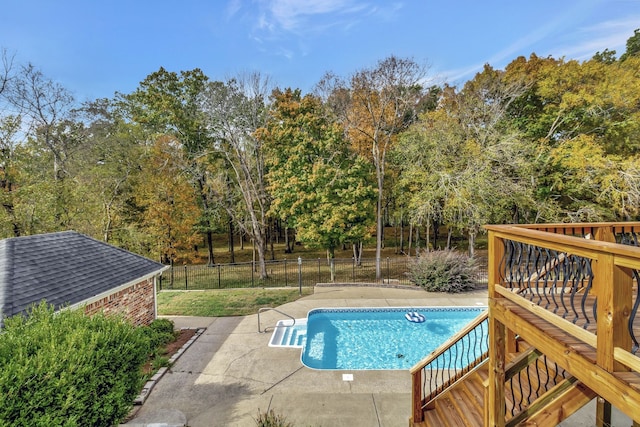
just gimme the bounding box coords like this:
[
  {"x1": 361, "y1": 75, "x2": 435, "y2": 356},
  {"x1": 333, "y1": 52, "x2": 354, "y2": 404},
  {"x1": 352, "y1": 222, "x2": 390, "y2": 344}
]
[{"x1": 0, "y1": 231, "x2": 167, "y2": 323}]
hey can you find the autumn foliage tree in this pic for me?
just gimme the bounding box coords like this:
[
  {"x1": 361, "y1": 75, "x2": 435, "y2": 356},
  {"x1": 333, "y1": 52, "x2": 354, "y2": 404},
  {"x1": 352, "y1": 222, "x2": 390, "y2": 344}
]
[
  {"x1": 317, "y1": 56, "x2": 428, "y2": 277},
  {"x1": 262, "y1": 89, "x2": 376, "y2": 278},
  {"x1": 124, "y1": 67, "x2": 219, "y2": 265},
  {"x1": 136, "y1": 135, "x2": 199, "y2": 263}
]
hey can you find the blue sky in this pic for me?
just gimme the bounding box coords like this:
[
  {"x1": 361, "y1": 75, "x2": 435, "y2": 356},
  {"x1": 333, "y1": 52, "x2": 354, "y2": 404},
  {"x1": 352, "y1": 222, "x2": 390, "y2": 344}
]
[{"x1": 2, "y1": 0, "x2": 639, "y2": 102}]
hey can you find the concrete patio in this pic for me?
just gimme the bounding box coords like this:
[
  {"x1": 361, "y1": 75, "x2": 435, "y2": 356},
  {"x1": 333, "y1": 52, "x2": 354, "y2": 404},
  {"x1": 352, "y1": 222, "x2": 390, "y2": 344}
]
[{"x1": 121, "y1": 285, "x2": 631, "y2": 427}]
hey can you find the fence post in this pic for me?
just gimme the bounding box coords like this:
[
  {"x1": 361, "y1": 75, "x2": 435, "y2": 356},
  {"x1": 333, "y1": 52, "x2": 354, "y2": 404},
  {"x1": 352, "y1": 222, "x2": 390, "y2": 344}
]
[
  {"x1": 217, "y1": 264, "x2": 221, "y2": 289},
  {"x1": 158, "y1": 274, "x2": 162, "y2": 290},
  {"x1": 298, "y1": 257, "x2": 302, "y2": 295},
  {"x1": 170, "y1": 259, "x2": 174, "y2": 288},
  {"x1": 352, "y1": 257, "x2": 355, "y2": 281},
  {"x1": 318, "y1": 258, "x2": 321, "y2": 283},
  {"x1": 285, "y1": 258, "x2": 288, "y2": 287},
  {"x1": 184, "y1": 265, "x2": 188, "y2": 290},
  {"x1": 386, "y1": 257, "x2": 390, "y2": 283},
  {"x1": 252, "y1": 261, "x2": 255, "y2": 287}
]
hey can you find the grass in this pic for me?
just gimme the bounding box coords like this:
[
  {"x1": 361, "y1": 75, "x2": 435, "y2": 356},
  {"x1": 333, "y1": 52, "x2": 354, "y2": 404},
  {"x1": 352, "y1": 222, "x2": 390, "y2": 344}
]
[
  {"x1": 172, "y1": 226, "x2": 488, "y2": 265},
  {"x1": 160, "y1": 257, "x2": 414, "y2": 290},
  {"x1": 157, "y1": 287, "x2": 314, "y2": 317}
]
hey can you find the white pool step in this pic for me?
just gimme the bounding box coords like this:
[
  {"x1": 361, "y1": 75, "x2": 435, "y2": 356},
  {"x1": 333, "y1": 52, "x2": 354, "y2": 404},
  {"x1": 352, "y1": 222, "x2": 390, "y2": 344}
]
[{"x1": 268, "y1": 319, "x2": 307, "y2": 348}]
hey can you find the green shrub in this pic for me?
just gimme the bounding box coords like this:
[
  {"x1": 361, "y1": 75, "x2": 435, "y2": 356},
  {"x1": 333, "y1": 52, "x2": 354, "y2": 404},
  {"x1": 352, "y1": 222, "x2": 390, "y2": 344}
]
[
  {"x1": 407, "y1": 249, "x2": 479, "y2": 293},
  {"x1": 255, "y1": 409, "x2": 294, "y2": 427},
  {"x1": 143, "y1": 318, "x2": 176, "y2": 350},
  {"x1": 0, "y1": 302, "x2": 151, "y2": 427}
]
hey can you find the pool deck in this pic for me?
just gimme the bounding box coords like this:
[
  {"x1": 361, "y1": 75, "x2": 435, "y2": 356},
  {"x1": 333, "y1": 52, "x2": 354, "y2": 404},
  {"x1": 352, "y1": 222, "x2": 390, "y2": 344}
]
[{"x1": 121, "y1": 285, "x2": 628, "y2": 427}]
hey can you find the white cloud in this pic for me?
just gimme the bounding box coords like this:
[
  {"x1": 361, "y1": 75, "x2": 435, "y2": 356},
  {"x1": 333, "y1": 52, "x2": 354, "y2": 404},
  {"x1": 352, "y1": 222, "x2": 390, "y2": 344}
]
[
  {"x1": 265, "y1": 0, "x2": 362, "y2": 31},
  {"x1": 226, "y1": 0, "x2": 243, "y2": 19},
  {"x1": 439, "y1": 7, "x2": 640, "y2": 86},
  {"x1": 553, "y1": 16, "x2": 640, "y2": 60}
]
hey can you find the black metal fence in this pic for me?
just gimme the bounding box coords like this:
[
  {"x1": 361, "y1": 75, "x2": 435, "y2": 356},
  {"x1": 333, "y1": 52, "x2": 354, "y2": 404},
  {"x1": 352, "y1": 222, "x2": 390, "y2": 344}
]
[{"x1": 158, "y1": 256, "x2": 488, "y2": 291}]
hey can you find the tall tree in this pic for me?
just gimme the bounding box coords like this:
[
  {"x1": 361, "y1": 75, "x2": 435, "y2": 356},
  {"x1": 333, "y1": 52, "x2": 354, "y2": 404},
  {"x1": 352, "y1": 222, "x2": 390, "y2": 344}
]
[
  {"x1": 317, "y1": 56, "x2": 427, "y2": 278},
  {"x1": 0, "y1": 48, "x2": 14, "y2": 100},
  {"x1": 124, "y1": 67, "x2": 219, "y2": 264},
  {"x1": 72, "y1": 99, "x2": 146, "y2": 244},
  {"x1": 200, "y1": 74, "x2": 272, "y2": 278},
  {"x1": 261, "y1": 89, "x2": 376, "y2": 278},
  {"x1": 395, "y1": 66, "x2": 537, "y2": 255},
  {"x1": 620, "y1": 28, "x2": 640, "y2": 62},
  {"x1": 0, "y1": 114, "x2": 22, "y2": 236},
  {"x1": 136, "y1": 135, "x2": 200, "y2": 263},
  {"x1": 504, "y1": 50, "x2": 640, "y2": 220},
  {"x1": 5, "y1": 63, "x2": 76, "y2": 181}
]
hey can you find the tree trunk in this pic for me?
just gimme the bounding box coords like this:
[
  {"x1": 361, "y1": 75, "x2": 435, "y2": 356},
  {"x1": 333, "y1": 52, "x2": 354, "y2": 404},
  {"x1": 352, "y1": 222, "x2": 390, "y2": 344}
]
[
  {"x1": 447, "y1": 229, "x2": 453, "y2": 250},
  {"x1": 394, "y1": 223, "x2": 398, "y2": 254},
  {"x1": 284, "y1": 226, "x2": 292, "y2": 253},
  {"x1": 375, "y1": 163, "x2": 384, "y2": 279},
  {"x1": 205, "y1": 230, "x2": 215, "y2": 266},
  {"x1": 407, "y1": 223, "x2": 413, "y2": 257},
  {"x1": 269, "y1": 218, "x2": 275, "y2": 261},
  {"x1": 425, "y1": 221, "x2": 430, "y2": 252},
  {"x1": 228, "y1": 216, "x2": 235, "y2": 263},
  {"x1": 253, "y1": 229, "x2": 268, "y2": 279},
  {"x1": 353, "y1": 242, "x2": 363, "y2": 266},
  {"x1": 328, "y1": 247, "x2": 336, "y2": 282},
  {"x1": 197, "y1": 177, "x2": 215, "y2": 266},
  {"x1": 468, "y1": 231, "x2": 476, "y2": 258}
]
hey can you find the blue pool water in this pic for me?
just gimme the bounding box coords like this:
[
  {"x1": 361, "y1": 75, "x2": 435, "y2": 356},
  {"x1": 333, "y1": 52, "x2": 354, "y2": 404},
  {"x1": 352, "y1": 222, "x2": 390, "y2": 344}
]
[{"x1": 301, "y1": 307, "x2": 486, "y2": 370}]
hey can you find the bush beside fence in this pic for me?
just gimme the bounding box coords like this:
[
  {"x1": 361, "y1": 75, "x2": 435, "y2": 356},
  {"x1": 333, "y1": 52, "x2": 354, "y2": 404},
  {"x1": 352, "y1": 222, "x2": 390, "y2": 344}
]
[{"x1": 158, "y1": 257, "x2": 488, "y2": 290}]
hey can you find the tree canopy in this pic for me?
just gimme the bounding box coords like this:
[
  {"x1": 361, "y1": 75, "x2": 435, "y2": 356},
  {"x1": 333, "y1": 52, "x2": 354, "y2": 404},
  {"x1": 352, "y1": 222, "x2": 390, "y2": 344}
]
[{"x1": 2, "y1": 29, "x2": 640, "y2": 262}]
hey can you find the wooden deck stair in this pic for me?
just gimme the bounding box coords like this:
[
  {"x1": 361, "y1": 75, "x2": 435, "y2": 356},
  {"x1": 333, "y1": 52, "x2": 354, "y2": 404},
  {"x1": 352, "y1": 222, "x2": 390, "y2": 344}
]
[
  {"x1": 419, "y1": 368, "x2": 487, "y2": 427},
  {"x1": 412, "y1": 346, "x2": 596, "y2": 427}
]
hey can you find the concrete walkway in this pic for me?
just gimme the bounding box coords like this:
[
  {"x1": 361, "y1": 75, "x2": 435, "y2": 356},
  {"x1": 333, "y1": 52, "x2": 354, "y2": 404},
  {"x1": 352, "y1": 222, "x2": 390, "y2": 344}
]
[{"x1": 122, "y1": 286, "x2": 630, "y2": 427}]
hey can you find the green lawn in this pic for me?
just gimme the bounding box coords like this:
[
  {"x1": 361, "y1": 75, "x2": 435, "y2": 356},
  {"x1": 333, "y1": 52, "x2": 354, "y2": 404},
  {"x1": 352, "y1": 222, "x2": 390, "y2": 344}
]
[{"x1": 157, "y1": 287, "x2": 314, "y2": 317}]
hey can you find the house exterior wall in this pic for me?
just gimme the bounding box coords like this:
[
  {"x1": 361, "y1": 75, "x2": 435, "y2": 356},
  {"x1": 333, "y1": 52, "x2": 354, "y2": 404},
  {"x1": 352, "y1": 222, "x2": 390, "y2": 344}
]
[{"x1": 83, "y1": 277, "x2": 156, "y2": 326}]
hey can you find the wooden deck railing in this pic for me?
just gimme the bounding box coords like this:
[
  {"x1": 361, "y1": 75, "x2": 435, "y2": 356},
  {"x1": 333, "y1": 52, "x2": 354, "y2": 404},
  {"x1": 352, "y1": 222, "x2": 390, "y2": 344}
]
[
  {"x1": 409, "y1": 310, "x2": 489, "y2": 424},
  {"x1": 485, "y1": 222, "x2": 640, "y2": 426}
]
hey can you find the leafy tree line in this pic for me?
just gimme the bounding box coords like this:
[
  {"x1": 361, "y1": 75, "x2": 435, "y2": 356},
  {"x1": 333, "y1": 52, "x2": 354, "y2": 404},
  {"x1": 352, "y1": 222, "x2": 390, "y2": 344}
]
[{"x1": 1, "y1": 30, "x2": 639, "y2": 275}]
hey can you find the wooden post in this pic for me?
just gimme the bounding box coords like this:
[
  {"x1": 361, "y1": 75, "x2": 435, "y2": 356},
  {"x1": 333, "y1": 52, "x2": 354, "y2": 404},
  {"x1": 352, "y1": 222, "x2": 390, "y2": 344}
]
[
  {"x1": 593, "y1": 224, "x2": 620, "y2": 426},
  {"x1": 594, "y1": 226, "x2": 615, "y2": 243},
  {"x1": 412, "y1": 370, "x2": 423, "y2": 423},
  {"x1": 489, "y1": 302, "x2": 506, "y2": 427},
  {"x1": 488, "y1": 231, "x2": 506, "y2": 426},
  {"x1": 593, "y1": 251, "x2": 633, "y2": 427}
]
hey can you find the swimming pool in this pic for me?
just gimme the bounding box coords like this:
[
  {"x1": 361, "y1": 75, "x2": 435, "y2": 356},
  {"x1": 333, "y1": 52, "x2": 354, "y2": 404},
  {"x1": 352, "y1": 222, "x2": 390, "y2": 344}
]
[{"x1": 301, "y1": 307, "x2": 486, "y2": 370}]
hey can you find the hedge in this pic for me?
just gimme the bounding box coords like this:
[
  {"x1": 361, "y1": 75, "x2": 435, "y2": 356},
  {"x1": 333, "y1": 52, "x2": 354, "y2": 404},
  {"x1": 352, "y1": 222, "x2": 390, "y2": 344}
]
[{"x1": 0, "y1": 302, "x2": 151, "y2": 427}]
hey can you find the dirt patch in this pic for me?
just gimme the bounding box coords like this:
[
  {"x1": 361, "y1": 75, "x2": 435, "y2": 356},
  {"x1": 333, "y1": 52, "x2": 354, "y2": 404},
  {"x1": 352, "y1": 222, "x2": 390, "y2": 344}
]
[{"x1": 165, "y1": 328, "x2": 197, "y2": 355}]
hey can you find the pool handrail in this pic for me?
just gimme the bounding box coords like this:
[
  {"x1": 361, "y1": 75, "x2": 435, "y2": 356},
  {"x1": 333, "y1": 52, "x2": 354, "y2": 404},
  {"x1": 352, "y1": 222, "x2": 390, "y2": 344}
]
[{"x1": 258, "y1": 307, "x2": 296, "y2": 333}]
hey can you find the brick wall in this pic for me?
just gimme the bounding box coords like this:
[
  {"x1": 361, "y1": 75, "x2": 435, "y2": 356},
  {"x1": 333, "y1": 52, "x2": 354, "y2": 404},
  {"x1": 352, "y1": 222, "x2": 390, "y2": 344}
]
[{"x1": 83, "y1": 277, "x2": 156, "y2": 326}]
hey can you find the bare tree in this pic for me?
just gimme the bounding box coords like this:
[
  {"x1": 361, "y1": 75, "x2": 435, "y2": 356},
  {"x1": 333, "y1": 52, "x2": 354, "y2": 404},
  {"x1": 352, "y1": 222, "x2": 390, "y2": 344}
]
[
  {"x1": 200, "y1": 73, "x2": 272, "y2": 278},
  {"x1": 0, "y1": 48, "x2": 15, "y2": 99},
  {"x1": 5, "y1": 63, "x2": 76, "y2": 180}
]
